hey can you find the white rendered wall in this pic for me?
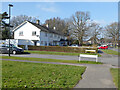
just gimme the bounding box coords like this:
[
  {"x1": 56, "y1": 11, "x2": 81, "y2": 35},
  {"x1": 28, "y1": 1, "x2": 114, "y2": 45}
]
[
  {"x1": 14, "y1": 21, "x2": 67, "y2": 46},
  {"x1": 39, "y1": 32, "x2": 65, "y2": 46},
  {"x1": 39, "y1": 31, "x2": 49, "y2": 46},
  {"x1": 14, "y1": 22, "x2": 40, "y2": 41}
]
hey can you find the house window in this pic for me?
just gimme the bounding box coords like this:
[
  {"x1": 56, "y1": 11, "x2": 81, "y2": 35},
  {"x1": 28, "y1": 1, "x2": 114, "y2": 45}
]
[
  {"x1": 54, "y1": 34, "x2": 57, "y2": 37},
  {"x1": 58, "y1": 35, "x2": 60, "y2": 38},
  {"x1": 32, "y1": 31, "x2": 36, "y2": 36},
  {"x1": 45, "y1": 33, "x2": 47, "y2": 37},
  {"x1": 50, "y1": 34, "x2": 53, "y2": 37},
  {"x1": 45, "y1": 41, "x2": 47, "y2": 46},
  {"x1": 19, "y1": 31, "x2": 23, "y2": 36},
  {"x1": 49, "y1": 42, "x2": 52, "y2": 46},
  {"x1": 41, "y1": 41, "x2": 43, "y2": 44}
]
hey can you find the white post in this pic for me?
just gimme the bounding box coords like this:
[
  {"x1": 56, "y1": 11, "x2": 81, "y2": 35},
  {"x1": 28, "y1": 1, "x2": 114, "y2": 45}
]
[{"x1": 96, "y1": 55, "x2": 98, "y2": 62}]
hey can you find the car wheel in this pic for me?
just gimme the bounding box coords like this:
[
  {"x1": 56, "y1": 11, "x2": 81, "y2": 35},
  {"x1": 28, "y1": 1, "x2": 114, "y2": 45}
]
[{"x1": 13, "y1": 51, "x2": 16, "y2": 55}]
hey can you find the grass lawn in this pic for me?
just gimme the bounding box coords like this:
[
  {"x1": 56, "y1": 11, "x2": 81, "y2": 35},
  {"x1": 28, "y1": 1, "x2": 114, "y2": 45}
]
[
  {"x1": 2, "y1": 56, "x2": 102, "y2": 64},
  {"x1": 2, "y1": 60, "x2": 86, "y2": 88},
  {"x1": 25, "y1": 50, "x2": 101, "y2": 57},
  {"x1": 110, "y1": 68, "x2": 120, "y2": 89},
  {"x1": 101, "y1": 49, "x2": 120, "y2": 56}
]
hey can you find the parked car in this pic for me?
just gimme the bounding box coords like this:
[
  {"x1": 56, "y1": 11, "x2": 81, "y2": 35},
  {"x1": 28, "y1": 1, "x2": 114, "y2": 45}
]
[
  {"x1": 70, "y1": 44, "x2": 79, "y2": 47},
  {"x1": 98, "y1": 45, "x2": 108, "y2": 49},
  {"x1": 0, "y1": 44, "x2": 24, "y2": 54}
]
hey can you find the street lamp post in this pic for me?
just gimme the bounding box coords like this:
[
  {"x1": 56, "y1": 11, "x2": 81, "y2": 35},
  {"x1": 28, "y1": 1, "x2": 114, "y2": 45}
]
[{"x1": 8, "y1": 4, "x2": 13, "y2": 56}]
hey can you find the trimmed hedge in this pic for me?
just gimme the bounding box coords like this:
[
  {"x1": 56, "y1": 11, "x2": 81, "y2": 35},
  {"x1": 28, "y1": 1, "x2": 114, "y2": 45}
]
[
  {"x1": 25, "y1": 46, "x2": 98, "y2": 53},
  {"x1": 18, "y1": 45, "x2": 25, "y2": 49}
]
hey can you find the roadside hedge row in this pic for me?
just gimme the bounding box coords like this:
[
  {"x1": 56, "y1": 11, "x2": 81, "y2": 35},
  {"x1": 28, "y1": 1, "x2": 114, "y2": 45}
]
[
  {"x1": 19, "y1": 45, "x2": 98, "y2": 53},
  {"x1": 18, "y1": 45, "x2": 25, "y2": 49}
]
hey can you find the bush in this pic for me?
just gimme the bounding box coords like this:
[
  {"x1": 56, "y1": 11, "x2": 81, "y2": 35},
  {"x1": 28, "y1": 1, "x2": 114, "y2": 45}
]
[
  {"x1": 18, "y1": 45, "x2": 25, "y2": 49},
  {"x1": 28, "y1": 46, "x2": 98, "y2": 53},
  {"x1": 92, "y1": 44, "x2": 98, "y2": 47}
]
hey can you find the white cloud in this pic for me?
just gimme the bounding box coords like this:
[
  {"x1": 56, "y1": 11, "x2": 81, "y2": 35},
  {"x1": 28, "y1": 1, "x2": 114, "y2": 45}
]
[
  {"x1": 93, "y1": 20, "x2": 107, "y2": 25},
  {"x1": 92, "y1": 20, "x2": 117, "y2": 27},
  {"x1": 41, "y1": 7, "x2": 57, "y2": 12},
  {"x1": 36, "y1": 4, "x2": 57, "y2": 13}
]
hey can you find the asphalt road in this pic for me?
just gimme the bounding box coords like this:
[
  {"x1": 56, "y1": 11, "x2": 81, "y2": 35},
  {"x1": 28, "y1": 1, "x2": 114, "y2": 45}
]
[
  {"x1": 109, "y1": 47, "x2": 120, "y2": 52},
  {"x1": 1, "y1": 54, "x2": 79, "y2": 60},
  {"x1": 99, "y1": 53, "x2": 118, "y2": 66},
  {"x1": 1, "y1": 52, "x2": 119, "y2": 66}
]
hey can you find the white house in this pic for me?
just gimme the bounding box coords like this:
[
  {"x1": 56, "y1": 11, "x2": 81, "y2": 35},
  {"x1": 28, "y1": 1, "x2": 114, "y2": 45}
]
[{"x1": 13, "y1": 20, "x2": 68, "y2": 46}]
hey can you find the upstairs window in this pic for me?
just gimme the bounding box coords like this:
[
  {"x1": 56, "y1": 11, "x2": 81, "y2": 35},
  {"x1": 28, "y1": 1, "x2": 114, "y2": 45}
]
[
  {"x1": 19, "y1": 31, "x2": 23, "y2": 36},
  {"x1": 32, "y1": 31, "x2": 36, "y2": 36},
  {"x1": 54, "y1": 34, "x2": 57, "y2": 37},
  {"x1": 45, "y1": 33, "x2": 47, "y2": 37},
  {"x1": 45, "y1": 41, "x2": 47, "y2": 46},
  {"x1": 50, "y1": 34, "x2": 53, "y2": 37},
  {"x1": 41, "y1": 41, "x2": 43, "y2": 44},
  {"x1": 58, "y1": 35, "x2": 60, "y2": 38}
]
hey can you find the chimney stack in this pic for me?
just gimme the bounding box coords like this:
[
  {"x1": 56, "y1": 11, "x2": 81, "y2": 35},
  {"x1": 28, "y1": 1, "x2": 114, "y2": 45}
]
[
  {"x1": 53, "y1": 26, "x2": 56, "y2": 30},
  {"x1": 46, "y1": 24, "x2": 49, "y2": 28},
  {"x1": 36, "y1": 20, "x2": 40, "y2": 25}
]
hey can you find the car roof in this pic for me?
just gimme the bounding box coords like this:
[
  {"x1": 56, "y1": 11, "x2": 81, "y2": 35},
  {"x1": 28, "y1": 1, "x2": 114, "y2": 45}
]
[{"x1": 0, "y1": 44, "x2": 6, "y2": 47}]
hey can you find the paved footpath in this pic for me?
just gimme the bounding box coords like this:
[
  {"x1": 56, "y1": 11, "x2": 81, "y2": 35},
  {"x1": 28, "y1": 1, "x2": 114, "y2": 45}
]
[
  {"x1": 1, "y1": 58, "x2": 117, "y2": 88},
  {"x1": 75, "y1": 64, "x2": 116, "y2": 88}
]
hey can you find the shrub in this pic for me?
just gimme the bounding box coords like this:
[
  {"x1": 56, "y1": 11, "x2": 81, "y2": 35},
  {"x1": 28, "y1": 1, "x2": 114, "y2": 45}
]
[
  {"x1": 18, "y1": 45, "x2": 25, "y2": 49},
  {"x1": 92, "y1": 44, "x2": 98, "y2": 47},
  {"x1": 28, "y1": 46, "x2": 98, "y2": 53}
]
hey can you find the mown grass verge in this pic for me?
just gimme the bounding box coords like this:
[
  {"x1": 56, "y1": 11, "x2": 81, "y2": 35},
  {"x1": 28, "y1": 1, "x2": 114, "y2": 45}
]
[
  {"x1": 2, "y1": 56, "x2": 102, "y2": 64},
  {"x1": 110, "y1": 68, "x2": 120, "y2": 89},
  {"x1": 24, "y1": 50, "x2": 101, "y2": 57},
  {"x1": 101, "y1": 49, "x2": 120, "y2": 56},
  {"x1": 2, "y1": 60, "x2": 86, "y2": 88}
]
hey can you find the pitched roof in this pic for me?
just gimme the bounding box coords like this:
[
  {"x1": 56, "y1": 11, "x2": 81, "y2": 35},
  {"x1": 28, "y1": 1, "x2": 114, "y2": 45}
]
[
  {"x1": 29, "y1": 21, "x2": 65, "y2": 36},
  {"x1": 13, "y1": 20, "x2": 65, "y2": 36}
]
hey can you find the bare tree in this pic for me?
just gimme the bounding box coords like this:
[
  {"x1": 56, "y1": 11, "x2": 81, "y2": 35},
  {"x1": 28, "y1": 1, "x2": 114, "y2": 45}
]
[
  {"x1": 70, "y1": 11, "x2": 91, "y2": 46},
  {"x1": 43, "y1": 17, "x2": 69, "y2": 36},
  {"x1": 11, "y1": 15, "x2": 38, "y2": 29},
  {"x1": 88, "y1": 22, "x2": 102, "y2": 44},
  {"x1": 105, "y1": 22, "x2": 119, "y2": 46}
]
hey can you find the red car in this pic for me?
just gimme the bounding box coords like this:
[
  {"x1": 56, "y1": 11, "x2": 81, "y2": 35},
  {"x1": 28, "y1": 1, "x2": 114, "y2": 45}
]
[{"x1": 98, "y1": 45, "x2": 108, "y2": 49}]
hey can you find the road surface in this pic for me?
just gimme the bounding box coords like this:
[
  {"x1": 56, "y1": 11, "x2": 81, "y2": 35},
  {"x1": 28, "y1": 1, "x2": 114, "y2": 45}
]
[{"x1": 1, "y1": 52, "x2": 118, "y2": 66}]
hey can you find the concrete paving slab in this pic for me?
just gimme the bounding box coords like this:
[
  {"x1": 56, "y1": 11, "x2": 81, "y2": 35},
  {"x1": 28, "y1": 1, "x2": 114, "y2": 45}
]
[{"x1": 74, "y1": 65, "x2": 116, "y2": 88}]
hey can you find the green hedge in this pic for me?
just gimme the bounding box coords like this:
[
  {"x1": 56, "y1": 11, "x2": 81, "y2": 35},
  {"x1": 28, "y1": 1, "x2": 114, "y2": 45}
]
[
  {"x1": 18, "y1": 45, "x2": 25, "y2": 49},
  {"x1": 26, "y1": 46, "x2": 98, "y2": 53}
]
